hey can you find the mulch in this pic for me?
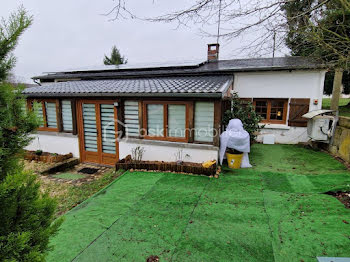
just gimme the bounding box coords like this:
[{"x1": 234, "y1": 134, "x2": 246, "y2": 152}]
[{"x1": 325, "y1": 191, "x2": 350, "y2": 209}]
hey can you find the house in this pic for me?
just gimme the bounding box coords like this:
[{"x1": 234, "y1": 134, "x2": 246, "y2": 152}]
[{"x1": 23, "y1": 44, "x2": 326, "y2": 166}]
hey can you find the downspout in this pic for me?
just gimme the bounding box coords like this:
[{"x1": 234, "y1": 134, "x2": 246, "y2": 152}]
[{"x1": 33, "y1": 79, "x2": 41, "y2": 86}]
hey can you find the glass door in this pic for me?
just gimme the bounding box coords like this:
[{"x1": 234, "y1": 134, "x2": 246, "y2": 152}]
[{"x1": 78, "y1": 100, "x2": 118, "y2": 165}]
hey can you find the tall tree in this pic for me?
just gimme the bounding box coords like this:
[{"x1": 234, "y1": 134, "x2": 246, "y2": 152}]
[
  {"x1": 0, "y1": 7, "x2": 61, "y2": 261},
  {"x1": 103, "y1": 45, "x2": 127, "y2": 65}
]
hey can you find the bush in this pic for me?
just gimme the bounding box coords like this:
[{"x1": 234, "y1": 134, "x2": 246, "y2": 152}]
[
  {"x1": 222, "y1": 93, "x2": 263, "y2": 140},
  {"x1": 0, "y1": 171, "x2": 62, "y2": 261}
]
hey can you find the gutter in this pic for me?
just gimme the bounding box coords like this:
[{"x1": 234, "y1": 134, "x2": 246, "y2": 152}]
[
  {"x1": 22, "y1": 92, "x2": 224, "y2": 99},
  {"x1": 32, "y1": 66, "x2": 328, "y2": 81}
]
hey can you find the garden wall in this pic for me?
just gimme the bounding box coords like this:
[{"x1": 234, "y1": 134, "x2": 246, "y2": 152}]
[{"x1": 329, "y1": 116, "x2": 350, "y2": 163}]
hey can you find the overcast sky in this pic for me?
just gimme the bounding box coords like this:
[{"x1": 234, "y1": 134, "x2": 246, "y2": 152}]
[{"x1": 2, "y1": 0, "x2": 285, "y2": 83}]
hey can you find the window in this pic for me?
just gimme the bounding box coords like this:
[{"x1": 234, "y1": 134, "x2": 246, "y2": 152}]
[
  {"x1": 28, "y1": 99, "x2": 75, "y2": 133},
  {"x1": 61, "y1": 100, "x2": 73, "y2": 131},
  {"x1": 253, "y1": 99, "x2": 288, "y2": 124},
  {"x1": 194, "y1": 102, "x2": 214, "y2": 142},
  {"x1": 30, "y1": 99, "x2": 59, "y2": 131},
  {"x1": 143, "y1": 101, "x2": 189, "y2": 142},
  {"x1": 124, "y1": 100, "x2": 140, "y2": 137}
]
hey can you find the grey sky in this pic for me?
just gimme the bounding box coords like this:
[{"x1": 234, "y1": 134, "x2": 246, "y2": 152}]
[{"x1": 2, "y1": 0, "x2": 284, "y2": 83}]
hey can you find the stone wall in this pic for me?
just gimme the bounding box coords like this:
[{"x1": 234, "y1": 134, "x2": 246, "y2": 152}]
[{"x1": 330, "y1": 117, "x2": 350, "y2": 163}]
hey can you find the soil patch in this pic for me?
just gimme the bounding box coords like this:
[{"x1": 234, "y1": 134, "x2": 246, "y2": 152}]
[
  {"x1": 78, "y1": 167, "x2": 99, "y2": 174},
  {"x1": 325, "y1": 191, "x2": 350, "y2": 208}
]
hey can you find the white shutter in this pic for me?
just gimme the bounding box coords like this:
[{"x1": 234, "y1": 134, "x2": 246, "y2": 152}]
[
  {"x1": 82, "y1": 104, "x2": 98, "y2": 152},
  {"x1": 101, "y1": 104, "x2": 116, "y2": 154},
  {"x1": 147, "y1": 104, "x2": 163, "y2": 136},
  {"x1": 124, "y1": 101, "x2": 140, "y2": 137},
  {"x1": 62, "y1": 100, "x2": 73, "y2": 131},
  {"x1": 45, "y1": 102, "x2": 57, "y2": 128},
  {"x1": 194, "y1": 102, "x2": 214, "y2": 142},
  {"x1": 168, "y1": 105, "x2": 186, "y2": 137},
  {"x1": 34, "y1": 102, "x2": 44, "y2": 127}
]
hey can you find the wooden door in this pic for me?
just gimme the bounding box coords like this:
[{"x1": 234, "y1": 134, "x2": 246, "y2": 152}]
[{"x1": 77, "y1": 100, "x2": 119, "y2": 166}]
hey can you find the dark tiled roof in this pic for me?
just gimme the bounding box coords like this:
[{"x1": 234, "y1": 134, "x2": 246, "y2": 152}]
[
  {"x1": 23, "y1": 75, "x2": 233, "y2": 98},
  {"x1": 33, "y1": 57, "x2": 325, "y2": 81}
]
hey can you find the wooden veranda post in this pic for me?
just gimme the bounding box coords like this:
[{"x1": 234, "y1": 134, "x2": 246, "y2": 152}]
[{"x1": 330, "y1": 68, "x2": 344, "y2": 111}]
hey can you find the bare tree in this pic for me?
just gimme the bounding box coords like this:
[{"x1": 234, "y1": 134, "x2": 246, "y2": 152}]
[
  {"x1": 104, "y1": 0, "x2": 331, "y2": 57},
  {"x1": 106, "y1": 0, "x2": 350, "y2": 109}
]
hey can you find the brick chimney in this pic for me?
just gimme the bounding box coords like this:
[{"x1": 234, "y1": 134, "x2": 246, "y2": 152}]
[{"x1": 207, "y1": 43, "x2": 220, "y2": 62}]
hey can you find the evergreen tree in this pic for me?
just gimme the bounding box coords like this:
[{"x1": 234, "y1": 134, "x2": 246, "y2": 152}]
[
  {"x1": 0, "y1": 7, "x2": 61, "y2": 261},
  {"x1": 103, "y1": 45, "x2": 127, "y2": 65}
]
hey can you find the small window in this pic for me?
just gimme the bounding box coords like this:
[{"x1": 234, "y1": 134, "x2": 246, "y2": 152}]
[
  {"x1": 124, "y1": 100, "x2": 140, "y2": 137},
  {"x1": 168, "y1": 105, "x2": 186, "y2": 138},
  {"x1": 147, "y1": 104, "x2": 164, "y2": 136},
  {"x1": 45, "y1": 102, "x2": 58, "y2": 128},
  {"x1": 29, "y1": 99, "x2": 59, "y2": 131},
  {"x1": 143, "y1": 101, "x2": 189, "y2": 142},
  {"x1": 253, "y1": 99, "x2": 288, "y2": 124},
  {"x1": 194, "y1": 102, "x2": 214, "y2": 142},
  {"x1": 61, "y1": 100, "x2": 73, "y2": 131}
]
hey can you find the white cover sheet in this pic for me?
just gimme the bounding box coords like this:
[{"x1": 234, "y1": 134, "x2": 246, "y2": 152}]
[{"x1": 219, "y1": 119, "x2": 252, "y2": 168}]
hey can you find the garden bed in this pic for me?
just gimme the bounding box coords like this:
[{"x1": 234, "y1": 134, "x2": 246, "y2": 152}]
[
  {"x1": 115, "y1": 156, "x2": 217, "y2": 176},
  {"x1": 24, "y1": 150, "x2": 73, "y2": 163}
]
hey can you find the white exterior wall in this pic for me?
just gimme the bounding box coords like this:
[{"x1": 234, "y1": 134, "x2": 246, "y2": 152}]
[
  {"x1": 234, "y1": 70, "x2": 326, "y2": 144},
  {"x1": 25, "y1": 133, "x2": 80, "y2": 157},
  {"x1": 119, "y1": 139, "x2": 218, "y2": 163}
]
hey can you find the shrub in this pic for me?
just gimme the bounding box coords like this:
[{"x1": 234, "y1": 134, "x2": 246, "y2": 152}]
[
  {"x1": 222, "y1": 93, "x2": 263, "y2": 140},
  {"x1": 0, "y1": 171, "x2": 62, "y2": 261}
]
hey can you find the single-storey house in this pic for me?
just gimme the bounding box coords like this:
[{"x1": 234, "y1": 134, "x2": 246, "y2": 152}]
[{"x1": 23, "y1": 44, "x2": 326, "y2": 166}]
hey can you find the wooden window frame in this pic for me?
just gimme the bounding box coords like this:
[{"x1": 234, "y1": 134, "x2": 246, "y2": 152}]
[
  {"x1": 28, "y1": 99, "x2": 60, "y2": 132},
  {"x1": 28, "y1": 98, "x2": 77, "y2": 134},
  {"x1": 142, "y1": 101, "x2": 190, "y2": 143},
  {"x1": 253, "y1": 98, "x2": 288, "y2": 125}
]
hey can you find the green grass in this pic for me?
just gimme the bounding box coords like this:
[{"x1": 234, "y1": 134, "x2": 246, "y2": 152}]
[
  {"x1": 52, "y1": 173, "x2": 86, "y2": 180},
  {"x1": 322, "y1": 98, "x2": 350, "y2": 117},
  {"x1": 47, "y1": 145, "x2": 350, "y2": 262}
]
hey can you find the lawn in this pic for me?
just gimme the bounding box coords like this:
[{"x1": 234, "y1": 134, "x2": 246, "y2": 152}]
[
  {"x1": 47, "y1": 144, "x2": 350, "y2": 262},
  {"x1": 322, "y1": 98, "x2": 350, "y2": 117}
]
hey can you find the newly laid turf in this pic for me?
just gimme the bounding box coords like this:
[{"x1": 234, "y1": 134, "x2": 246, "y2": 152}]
[{"x1": 47, "y1": 144, "x2": 350, "y2": 262}]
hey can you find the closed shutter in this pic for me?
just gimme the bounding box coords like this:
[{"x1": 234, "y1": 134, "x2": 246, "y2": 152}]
[
  {"x1": 124, "y1": 101, "x2": 140, "y2": 137},
  {"x1": 45, "y1": 102, "x2": 57, "y2": 128},
  {"x1": 288, "y1": 98, "x2": 310, "y2": 127},
  {"x1": 101, "y1": 104, "x2": 116, "y2": 154},
  {"x1": 194, "y1": 102, "x2": 214, "y2": 142},
  {"x1": 82, "y1": 104, "x2": 98, "y2": 152},
  {"x1": 168, "y1": 104, "x2": 186, "y2": 137},
  {"x1": 35, "y1": 102, "x2": 44, "y2": 127},
  {"x1": 62, "y1": 100, "x2": 73, "y2": 131},
  {"x1": 147, "y1": 104, "x2": 164, "y2": 136}
]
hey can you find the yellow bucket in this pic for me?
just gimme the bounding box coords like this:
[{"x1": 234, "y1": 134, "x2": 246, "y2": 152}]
[{"x1": 226, "y1": 153, "x2": 243, "y2": 169}]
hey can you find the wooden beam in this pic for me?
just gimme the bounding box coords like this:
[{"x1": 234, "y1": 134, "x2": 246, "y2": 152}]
[
  {"x1": 188, "y1": 101, "x2": 194, "y2": 143},
  {"x1": 213, "y1": 100, "x2": 222, "y2": 147},
  {"x1": 330, "y1": 68, "x2": 344, "y2": 111},
  {"x1": 71, "y1": 99, "x2": 78, "y2": 135}
]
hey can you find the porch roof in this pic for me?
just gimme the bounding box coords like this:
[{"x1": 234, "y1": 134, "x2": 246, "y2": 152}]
[{"x1": 23, "y1": 75, "x2": 233, "y2": 98}]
